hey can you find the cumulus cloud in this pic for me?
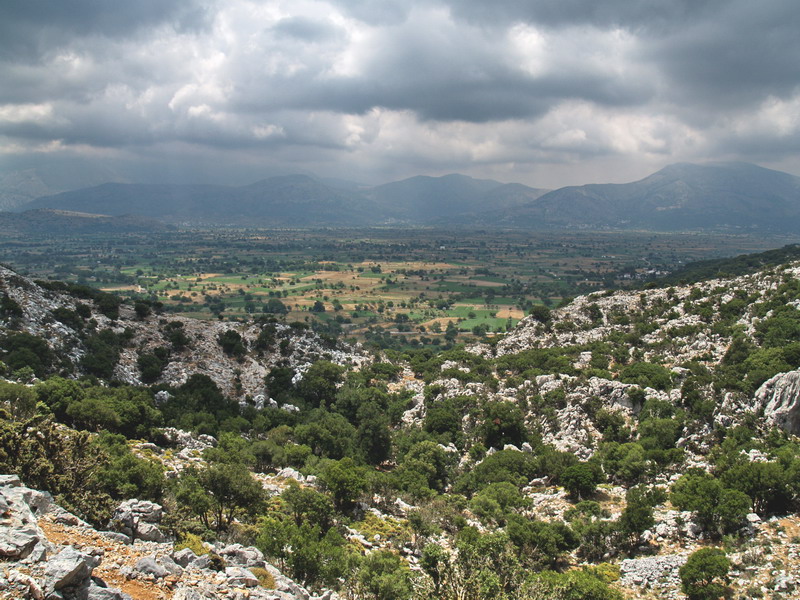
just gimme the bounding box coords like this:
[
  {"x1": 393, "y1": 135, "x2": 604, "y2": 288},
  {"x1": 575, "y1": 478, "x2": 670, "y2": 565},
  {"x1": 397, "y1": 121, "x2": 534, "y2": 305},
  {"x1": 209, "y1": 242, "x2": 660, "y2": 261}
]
[{"x1": 0, "y1": 0, "x2": 798, "y2": 188}]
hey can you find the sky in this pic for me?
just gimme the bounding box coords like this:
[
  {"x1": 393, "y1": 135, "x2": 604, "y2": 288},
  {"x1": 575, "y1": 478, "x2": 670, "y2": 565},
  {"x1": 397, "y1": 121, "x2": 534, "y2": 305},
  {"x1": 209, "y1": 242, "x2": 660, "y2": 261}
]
[{"x1": 1, "y1": 0, "x2": 799, "y2": 190}]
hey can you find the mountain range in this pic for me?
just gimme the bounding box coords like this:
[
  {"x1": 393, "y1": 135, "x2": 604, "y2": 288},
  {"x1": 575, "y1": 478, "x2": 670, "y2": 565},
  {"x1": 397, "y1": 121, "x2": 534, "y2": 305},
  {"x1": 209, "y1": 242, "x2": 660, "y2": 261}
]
[
  {"x1": 11, "y1": 162, "x2": 800, "y2": 232},
  {"x1": 492, "y1": 162, "x2": 800, "y2": 231}
]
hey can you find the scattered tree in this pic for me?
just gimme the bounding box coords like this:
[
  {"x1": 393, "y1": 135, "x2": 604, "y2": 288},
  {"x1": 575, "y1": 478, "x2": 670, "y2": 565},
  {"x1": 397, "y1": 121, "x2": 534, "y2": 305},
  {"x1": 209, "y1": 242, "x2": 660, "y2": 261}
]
[{"x1": 679, "y1": 548, "x2": 730, "y2": 600}]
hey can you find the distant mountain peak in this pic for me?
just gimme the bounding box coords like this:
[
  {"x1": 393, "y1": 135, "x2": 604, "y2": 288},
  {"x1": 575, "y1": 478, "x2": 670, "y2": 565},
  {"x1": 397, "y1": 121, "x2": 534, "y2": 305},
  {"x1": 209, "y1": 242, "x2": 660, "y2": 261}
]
[{"x1": 495, "y1": 161, "x2": 800, "y2": 232}]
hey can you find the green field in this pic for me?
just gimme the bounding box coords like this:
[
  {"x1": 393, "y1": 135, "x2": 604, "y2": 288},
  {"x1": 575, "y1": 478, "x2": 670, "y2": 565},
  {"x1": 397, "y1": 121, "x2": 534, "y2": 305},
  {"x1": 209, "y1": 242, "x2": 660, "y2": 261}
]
[{"x1": 0, "y1": 227, "x2": 793, "y2": 349}]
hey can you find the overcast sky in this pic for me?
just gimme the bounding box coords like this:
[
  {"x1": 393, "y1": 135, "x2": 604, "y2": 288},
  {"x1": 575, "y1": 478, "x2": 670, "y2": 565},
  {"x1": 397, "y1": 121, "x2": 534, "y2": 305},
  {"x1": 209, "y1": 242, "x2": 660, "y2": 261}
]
[{"x1": 1, "y1": 0, "x2": 799, "y2": 189}]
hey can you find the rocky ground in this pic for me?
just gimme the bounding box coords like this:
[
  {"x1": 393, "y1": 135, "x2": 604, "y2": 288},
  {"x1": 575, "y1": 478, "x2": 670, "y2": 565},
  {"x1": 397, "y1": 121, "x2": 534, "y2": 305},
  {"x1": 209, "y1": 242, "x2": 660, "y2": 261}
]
[
  {"x1": 0, "y1": 474, "x2": 336, "y2": 600},
  {"x1": 114, "y1": 315, "x2": 370, "y2": 401},
  {"x1": 394, "y1": 262, "x2": 800, "y2": 454},
  {"x1": 492, "y1": 263, "x2": 800, "y2": 363},
  {"x1": 137, "y1": 424, "x2": 800, "y2": 600},
  {"x1": 5, "y1": 452, "x2": 800, "y2": 599}
]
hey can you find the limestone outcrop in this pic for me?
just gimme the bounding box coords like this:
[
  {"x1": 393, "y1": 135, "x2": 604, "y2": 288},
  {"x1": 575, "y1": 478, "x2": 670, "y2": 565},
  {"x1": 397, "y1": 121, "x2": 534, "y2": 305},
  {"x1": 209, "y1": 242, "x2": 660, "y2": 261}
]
[{"x1": 754, "y1": 370, "x2": 800, "y2": 434}]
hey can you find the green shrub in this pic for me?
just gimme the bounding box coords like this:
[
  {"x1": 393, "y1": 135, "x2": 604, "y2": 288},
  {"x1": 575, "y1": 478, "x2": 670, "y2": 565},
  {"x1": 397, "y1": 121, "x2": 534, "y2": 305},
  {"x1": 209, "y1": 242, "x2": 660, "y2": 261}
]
[
  {"x1": 619, "y1": 362, "x2": 673, "y2": 390},
  {"x1": 523, "y1": 569, "x2": 623, "y2": 600},
  {"x1": 81, "y1": 329, "x2": 125, "y2": 379},
  {"x1": 671, "y1": 470, "x2": 751, "y2": 534},
  {"x1": 218, "y1": 329, "x2": 246, "y2": 358},
  {"x1": 561, "y1": 463, "x2": 603, "y2": 501},
  {"x1": 455, "y1": 449, "x2": 539, "y2": 496},
  {"x1": 1, "y1": 332, "x2": 54, "y2": 377},
  {"x1": 250, "y1": 567, "x2": 275, "y2": 589},
  {"x1": 174, "y1": 532, "x2": 209, "y2": 556}
]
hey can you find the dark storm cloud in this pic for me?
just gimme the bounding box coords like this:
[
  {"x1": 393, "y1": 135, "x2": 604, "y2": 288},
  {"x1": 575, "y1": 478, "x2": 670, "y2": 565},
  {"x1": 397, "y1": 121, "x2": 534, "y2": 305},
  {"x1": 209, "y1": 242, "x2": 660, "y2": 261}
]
[
  {"x1": 444, "y1": 0, "x2": 724, "y2": 31},
  {"x1": 0, "y1": 0, "x2": 211, "y2": 61},
  {"x1": 233, "y1": 11, "x2": 653, "y2": 123},
  {"x1": 446, "y1": 0, "x2": 800, "y2": 112},
  {"x1": 716, "y1": 133, "x2": 800, "y2": 159},
  {"x1": 246, "y1": 69, "x2": 650, "y2": 124},
  {"x1": 346, "y1": 27, "x2": 651, "y2": 122},
  {"x1": 0, "y1": 0, "x2": 799, "y2": 189},
  {"x1": 646, "y1": 2, "x2": 800, "y2": 111}
]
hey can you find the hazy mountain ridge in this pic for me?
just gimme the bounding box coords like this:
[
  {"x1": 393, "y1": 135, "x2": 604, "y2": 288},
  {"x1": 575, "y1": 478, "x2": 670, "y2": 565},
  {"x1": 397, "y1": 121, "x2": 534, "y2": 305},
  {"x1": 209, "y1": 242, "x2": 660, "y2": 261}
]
[
  {"x1": 0, "y1": 209, "x2": 174, "y2": 234},
  {"x1": 0, "y1": 164, "x2": 127, "y2": 211},
  {"x1": 364, "y1": 174, "x2": 510, "y2": 221},
  {"x1": 18, "y1": 162, "x2": 800, "y2": 231},
  {"x1": 24, "y1": 172, "x2": 545, "y2": 226},
  {"x1": 495, "y1": 162, "x2": 800, "y2": 231}
]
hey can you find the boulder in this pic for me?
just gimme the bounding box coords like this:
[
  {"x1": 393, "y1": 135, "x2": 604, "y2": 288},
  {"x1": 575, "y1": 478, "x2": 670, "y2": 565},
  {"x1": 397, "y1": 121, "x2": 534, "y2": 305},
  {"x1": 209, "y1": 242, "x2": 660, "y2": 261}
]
[
  {"x1": 686, "y1": 521, "x2": 703, "y2": 539},
  {"x1": 84, "y1": 580, "x2": 132, "y2": 600},
  {"x1": 754, "y1": 370, "x2": 800, "y2": 434},
  {"x1": 172, "y1": 547, "x2": 199, "y2": 567},
  {"x1": 226, "y1": 566, "x2": 259, "y2": 588},
  {"x1": 0, "y1": 474, "x2": 22, "y2": 487},
  {"x1": 0, "y1": 482, "x2": 52, "y2": 561},
  {"x1": 112, "y1": 499, "x2": 162, "y2": 524},
  {"x1": 6, "y1": 568, "x2": 45, "y2": 600},
  {"x1": 1, "y1": 486, "x2": 48, "y2": 524},
  {"x1": 263, "y1": 563, "x2": 311, "y2": 600},
  {"x1": 135, "y1": 522, "x2": 167, "y2": 543},
  {"x1": 158, "y1": 554, "x2": 184, "y2": 576},
  {"x1": 654, "y1": 522, "x2": 673, "y2": 538},
  {"x1": 217, "y1": 544, "x2": 266, "y2": 569},
  {"x1": 100, "y1": 531, "x2": 131, "y2": 545},
  {"x1": 53, "y1": 511, "x2": 84, "y2": 527},
  {"x1": 1, "y1": 484, "x2": 55, "y2": 517},
  {"x1": 44, "y1": 546, "x2": 93, "y2": 593},
  {"x1": 188, "y1": 554, "x2": 212, "y2": 571},
  {"x1": 0, "y1": 525, "x2": 41, "y2": 559},
  {"x1": 134, "y1": 556, "x2": 169, "y2": 579},
  {"x1": 276, "y1": 467, "x2": 305, "y2": 482},
  {"x1": 108, "y1": 499, "x2": 166, "y2": 542},
  {"x1": 28, "y1": 545, "x2": 50, "y2": 567}
]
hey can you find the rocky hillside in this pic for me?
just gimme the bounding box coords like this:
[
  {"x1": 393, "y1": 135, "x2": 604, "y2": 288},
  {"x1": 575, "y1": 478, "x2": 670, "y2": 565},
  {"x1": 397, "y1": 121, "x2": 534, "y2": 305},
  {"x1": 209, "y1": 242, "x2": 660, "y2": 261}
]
[
  {"x1": 0, "y1": 474, "x2": 335, "y2": 600},
  {"x1": 3, "y1": 259, "x2": 800, "y2": 600},
  {"x1": 376, "y1": 260, "x2": 800, "y2": 598},
  {"x1": 0, "y1": 264, "x2": 369, "y2": 400},
  {"x1": 381, "y1": 260, "x2": 800, "y2": 463}
]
